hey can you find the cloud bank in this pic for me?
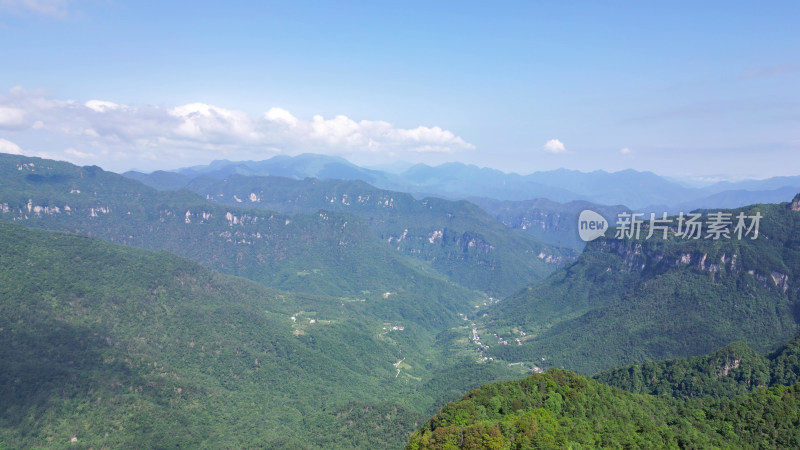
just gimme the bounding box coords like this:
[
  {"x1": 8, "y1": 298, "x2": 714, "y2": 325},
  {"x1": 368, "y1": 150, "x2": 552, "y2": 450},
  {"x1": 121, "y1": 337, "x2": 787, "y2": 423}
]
[
  {"x1": 0, "y1": 138, "x2": 23, "y2": 155},
  {"x1": 0, "y1": 87, "x2": 475, "y2": 170}
]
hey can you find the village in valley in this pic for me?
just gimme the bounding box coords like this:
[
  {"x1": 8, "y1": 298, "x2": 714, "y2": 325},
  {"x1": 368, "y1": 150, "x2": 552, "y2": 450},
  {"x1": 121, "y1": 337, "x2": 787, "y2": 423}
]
[{"x1": 455, "y1": 297, "x2": 545, "y2": 375}]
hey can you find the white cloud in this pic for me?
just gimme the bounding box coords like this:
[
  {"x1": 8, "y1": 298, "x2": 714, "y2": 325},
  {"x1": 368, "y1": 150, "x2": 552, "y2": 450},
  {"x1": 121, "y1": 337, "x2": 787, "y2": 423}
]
[
  {"x1": 0, "y1": 106, "x2": 25, "y2": 129},
  {"x1": 0, "y1": 87, "x2": 475, "y2": 167},
  {"x1": 170, "y1": 102, "x2": 262, "y2": 143},
  {"x1": 65, "y1": 147, "x2": 95, "y2": 158},
  {"x1": 85, "y1": 100, "x2": 123, "y2": 112},
  {"x1": 543, "y1": 138, "x2": 566, "y2": 154},
  {"x1": 620, "y1": 147, "x2": 632, "y2": 155},
  {"x1": 395, "y1": 125, "x2": 474, "y2": 152},
  {"x1": 0, "y1": 137, "x2": 22, "y2": 154},
  {"x1": 264, "y1": 107, "x2": 299, "y2": 126},
  {"x1": 261, "y1": 112, "x2": 474, "y2": 154}
]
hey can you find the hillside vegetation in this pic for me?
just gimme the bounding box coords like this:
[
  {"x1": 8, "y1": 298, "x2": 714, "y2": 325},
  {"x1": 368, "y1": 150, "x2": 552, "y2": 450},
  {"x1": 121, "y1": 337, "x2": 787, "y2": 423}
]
[
  {"x1": 182, "y1": 174, "x2": 572, "y2": 295},
  {"x1": 482, "y1": 199, "x2": 800, "y2": 373},
  {"x1": 5, "y1": 153, "x2": 800, "y2": 448},
  {"x1": 0, "y1": 221, "x2": 521, "y2": 448},
  {"x1": 0, "y1": 154, "x2": 489, "y2": 330},
  {"x1": 595, "y1": 335, "x2": 800, "y2": 399},
  {"x1": 408, "y1": 368, "x2": 800, "y2": 449}
]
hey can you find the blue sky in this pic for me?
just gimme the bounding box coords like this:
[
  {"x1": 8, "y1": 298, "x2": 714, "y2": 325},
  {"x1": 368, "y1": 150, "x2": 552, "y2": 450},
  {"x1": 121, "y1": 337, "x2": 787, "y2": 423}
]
[{"x1": 1, "y1": 1, "x2": 798, "y2": 180}]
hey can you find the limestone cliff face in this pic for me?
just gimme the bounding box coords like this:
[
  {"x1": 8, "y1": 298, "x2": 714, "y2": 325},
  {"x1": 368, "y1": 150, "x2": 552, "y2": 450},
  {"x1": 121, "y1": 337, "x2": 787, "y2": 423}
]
[
  {"x1": 590, "y1": 234, "x2": 792, "y2": 293},
  {"x1": 792, "y1": 193, "x2": 800, "y2": 212}
]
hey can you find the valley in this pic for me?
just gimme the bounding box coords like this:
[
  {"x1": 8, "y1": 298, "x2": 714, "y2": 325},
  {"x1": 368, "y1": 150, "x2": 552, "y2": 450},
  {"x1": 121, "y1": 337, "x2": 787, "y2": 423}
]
[
  {"x1": 5, "y1": 5, "x2": 798, "y2": 448},
  {"x1": 1, "y1": 153, "x2": 799, "y2": 448}
]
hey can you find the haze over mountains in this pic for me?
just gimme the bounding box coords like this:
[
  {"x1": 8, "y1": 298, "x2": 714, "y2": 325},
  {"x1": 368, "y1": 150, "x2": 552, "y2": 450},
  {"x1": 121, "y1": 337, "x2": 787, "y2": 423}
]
[
  {"x1": 125, "y1": 153, "x2": 800, "y2": 256},
  {"x1": 2, "y1": 154, "x2": 569, "y2": 298},
  {"x1": 126, "y1": 153, "x2": 800, "y2": 211}
]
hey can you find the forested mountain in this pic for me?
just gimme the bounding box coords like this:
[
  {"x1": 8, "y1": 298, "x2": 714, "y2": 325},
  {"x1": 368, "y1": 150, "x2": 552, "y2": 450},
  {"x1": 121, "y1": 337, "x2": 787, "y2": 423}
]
[
  {"x1": 0, "y1": 154, "x2": 485, "y2": 329},
  {"x1": 0, "y1": 154, "x2": 563, "y2": 447},
  {"x1": 0, "y1": 221, "x2": 526, "y2": 448},
  {"x1": 2, "y1": 154, "x2": 568, "y2": 299},
  {"x1": 5, "y1": 216, "x2": 799, "y2": 448},
  {"x1": 595, "y1": 335, "x2": 800, "y2": 399},
  {"x1": 479, "y1": 197, "x2": 800, "y2": 374},
  {"x1": 407, "y1": 368, "x2": 800, "y2": 449},
  {"x1": 180, "y1": 174, "x2": 572, "y2": 295},
  {"x1": 6, "y1": 152, "x2": 800, "y2": 448}
]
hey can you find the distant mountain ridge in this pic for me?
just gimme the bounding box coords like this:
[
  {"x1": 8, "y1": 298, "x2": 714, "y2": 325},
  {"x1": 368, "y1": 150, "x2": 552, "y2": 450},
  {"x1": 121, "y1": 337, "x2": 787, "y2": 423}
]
[{"x1": 125, "y1": 153, "x2": 800, "y2": 211}]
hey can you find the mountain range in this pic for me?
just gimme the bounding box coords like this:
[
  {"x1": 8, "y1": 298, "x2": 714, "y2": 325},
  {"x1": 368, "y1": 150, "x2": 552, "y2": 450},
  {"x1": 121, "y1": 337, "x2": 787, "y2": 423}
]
[
  {"x1": 126, "y1": 153, "x2": 800, "y2": 211},
  {"x1": 1, "y1": 154, "x2": 568, "y2": 303},
  {"x1": 178, "y1": 174, "x2": 571, "y2": 294},
  {"x1": 2, "y1": 151, "x2": 800, "y2": 448}
]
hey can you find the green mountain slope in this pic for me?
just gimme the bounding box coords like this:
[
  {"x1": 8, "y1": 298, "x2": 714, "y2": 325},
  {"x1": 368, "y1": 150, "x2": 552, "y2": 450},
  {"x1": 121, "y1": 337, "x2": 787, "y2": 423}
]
[
  {"x1": 181, "y1": 174, "x2": 573, "y2": 296},
  {"x1": 0, "y1": 221, "x2": 524, "y2": 449},
  {"x1": 407, "y1": 369, "x2": 800, "y2": 449},
  {"x1": 480, "y1": 198, "x2": 800, "y2": 374},
  {"x1": 0, "y1": 154, "x2": 483, "y2": 330},
  {"x1": 595, "y1": 335, "x2": 800, "y2": 399}
]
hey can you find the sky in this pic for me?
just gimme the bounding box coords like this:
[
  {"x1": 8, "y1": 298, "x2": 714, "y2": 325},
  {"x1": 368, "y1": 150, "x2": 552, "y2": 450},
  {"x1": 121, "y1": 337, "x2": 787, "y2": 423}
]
[{"x1": 1, "y1": 0, "x2": 799, "y2": 181}]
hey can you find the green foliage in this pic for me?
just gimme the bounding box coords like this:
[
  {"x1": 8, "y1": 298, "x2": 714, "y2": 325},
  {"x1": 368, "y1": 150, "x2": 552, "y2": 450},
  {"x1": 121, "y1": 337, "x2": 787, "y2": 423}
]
[
  {"x1": 484, "y1": 200, "x2": 800, "y2": 374},
  {"x1": 770, "y1": 334, "x2": 800, "y2": 386},
  {"x1": 595, "y1": 334, "x2": 800, "y2": 400},
  {"x1": 181, "y1": 174, "x2": 575, "y2": 296},
  {"x1": 5, "y1": 153, "x2": 800, "y2": 448},
  {"x1": 595, "y1": 338, "x2": 800, "y2": 400},
  {"x1": 0, "y1": 154, "x2": 485, "y2": 332},
  {"x1": 407, "y1": 369, "x2": 800, "y2": 449},
  {"x1": 0, "y1": 221, "x2": 520, "y2": 448}
]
